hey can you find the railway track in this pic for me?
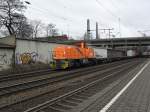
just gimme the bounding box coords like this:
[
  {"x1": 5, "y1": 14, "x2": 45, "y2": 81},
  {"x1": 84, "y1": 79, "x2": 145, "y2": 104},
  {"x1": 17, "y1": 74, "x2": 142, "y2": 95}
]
[
  {"x1": 0, "y1": 58, "x2": 142, "y2": 110},
  {"x1": 0, "y1": 59, "x2": 135, "y2": 97},
  {"x1": 0, "y1": 59, "x2": 130, "y2": 83},
  {"x1": 23, "y1": 59, "x2": 143, "y2": 112},
  {"x1": 0, "y1": 69, "x2": 56, "y2": 82},
  {"x1": 0, "y1": 58, "x2": 134, "y2": 84},
  {"x1": 0, "y1": 59, "x2": 132, "y2": 89}
]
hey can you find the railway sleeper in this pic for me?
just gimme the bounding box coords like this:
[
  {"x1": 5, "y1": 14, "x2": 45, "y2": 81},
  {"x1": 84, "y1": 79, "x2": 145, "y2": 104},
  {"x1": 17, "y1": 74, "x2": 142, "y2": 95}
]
[
  {"x1": 60, "y1": 100, "x2": 78, "y2": 106},
  {"x1": 76, "y1": 93, "x2": 93, "y2": 97},
  {"x1": 42, "y1": 106, "x2": 64, "y2": 112},
  {"x1": 57, "y1": 102, "x2": 75, "y2": 108},
  {"x1": 71, "y1": 95, "x2": 88, "y2": 100},
  {"x1": 75, "y1": 92, "x2": 92, "y2": 97},
  {"x1": 65, "y1": 97, "x2": 83, "y2": 103},
  {"x1": 51, "y1": 103, "x2": 72, "y2": 111}
]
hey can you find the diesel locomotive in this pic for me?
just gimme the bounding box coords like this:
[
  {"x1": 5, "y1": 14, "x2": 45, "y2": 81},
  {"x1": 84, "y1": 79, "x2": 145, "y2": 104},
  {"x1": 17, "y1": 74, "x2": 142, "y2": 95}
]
[{"x1": 50, "y1": 42, "x2": 96, "y2": 69}]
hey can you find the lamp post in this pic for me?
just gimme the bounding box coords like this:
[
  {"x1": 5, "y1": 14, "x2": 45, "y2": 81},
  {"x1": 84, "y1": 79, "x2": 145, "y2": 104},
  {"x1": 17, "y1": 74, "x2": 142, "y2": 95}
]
[{"x1": 24, "y1": 1, "x2": 31, "y2": 5}]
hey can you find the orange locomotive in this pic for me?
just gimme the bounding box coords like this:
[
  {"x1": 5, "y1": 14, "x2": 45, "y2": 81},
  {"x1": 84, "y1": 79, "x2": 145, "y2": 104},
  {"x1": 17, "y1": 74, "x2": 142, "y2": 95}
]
[{"x1": 50, "y1": 42, "x2": 95, "y2": 69}]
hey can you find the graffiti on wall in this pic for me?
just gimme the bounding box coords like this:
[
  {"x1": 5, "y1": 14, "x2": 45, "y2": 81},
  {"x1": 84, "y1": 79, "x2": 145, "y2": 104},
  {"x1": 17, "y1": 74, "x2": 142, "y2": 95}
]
[
  {"x1": 0, "y1": 53, "x2": 9, "y2": 65},
  {"x1": 16, "y1": 52, "x2": 39, "y2": 64}
]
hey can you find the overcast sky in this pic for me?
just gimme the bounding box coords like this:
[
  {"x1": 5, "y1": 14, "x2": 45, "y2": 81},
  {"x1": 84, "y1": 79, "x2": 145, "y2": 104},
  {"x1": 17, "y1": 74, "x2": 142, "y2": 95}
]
[{"x1": 25, "y1": 0, "x2": 150, "y2": 39}]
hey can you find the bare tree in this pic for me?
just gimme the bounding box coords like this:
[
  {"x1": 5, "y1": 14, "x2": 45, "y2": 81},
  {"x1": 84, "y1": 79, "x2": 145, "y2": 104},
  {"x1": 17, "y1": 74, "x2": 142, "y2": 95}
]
[
  {"x1": 30, "y1": 20, "x2": 44, "y2": 38},
  {"x1": 46, "y1": 23, "x2": 58, "y2": 37},
  {"x1": 17, "y1": 19, "x2": 33, "y2": 38},
  {"x1": 0, "y1": 0, "x2": 26, "y2": 35}
]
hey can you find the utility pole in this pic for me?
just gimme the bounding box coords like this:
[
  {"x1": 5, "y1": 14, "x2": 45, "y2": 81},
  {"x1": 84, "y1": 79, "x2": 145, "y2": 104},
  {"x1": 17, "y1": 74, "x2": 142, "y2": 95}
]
[
  {"x1": 108, "y1": 29, "x2": 112, "y2": 39},
  {"x1": 87, "y1": 19, "x2": 91, "y2": 40},
  {"x1": 99, "y1": 28, "x2": 114, "y2": 38},
  {"x1": 86, "y1": 20, "x2": 114, "y2": 40},
  {"x1": 13, "y1": 34, "x2": 16, "y2": 68},
  {"x1": 96, "y1": 22, "x2": 99, "y2": 39},
  {"x1": 98, "y1": 28, "x2": 114, "y2": 48},
  {"x1": 119, "y1": 18, "x2": 121, "y2": 38}
]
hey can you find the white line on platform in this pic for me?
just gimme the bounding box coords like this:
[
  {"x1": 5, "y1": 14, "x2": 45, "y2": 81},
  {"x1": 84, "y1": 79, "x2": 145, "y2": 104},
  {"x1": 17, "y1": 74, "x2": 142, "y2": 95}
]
[{"x1": 99, "y1": 61, "x2": 150, "y2": 112}]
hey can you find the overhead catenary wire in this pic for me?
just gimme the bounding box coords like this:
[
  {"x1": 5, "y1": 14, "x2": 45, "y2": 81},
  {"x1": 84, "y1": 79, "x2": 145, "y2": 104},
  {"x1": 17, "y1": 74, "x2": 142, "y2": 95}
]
[
  {"x1": 28, "y1": 5, "x2": 67, "y2": 21},
  {"x1": 109, "y1": 0, "x2": 120, "y2": 12},
  {"x1": 95, "y1": 0, "x2": 141, "y2": 37},
  {"x1": 95, "y1": 0, "x2": 122, "y2": 38},
  {"x1": 109, "y1": 0, "x2": 142, "y2": 35},
  {"x1": 25, "y1": 0, "x2": 140, "y2": 38},
  {"x1": 28, "y1": 0, "x2": 120, "y2": 38},
  {"x1": 27, "y1": 0, "x2": 85, "y2": 24},
  {"x1": 95, "y1": 0, "x2": 119, "y2": 19},
  {"x1": 25, "y1": 0, "x2": 88, "y2": 38}
]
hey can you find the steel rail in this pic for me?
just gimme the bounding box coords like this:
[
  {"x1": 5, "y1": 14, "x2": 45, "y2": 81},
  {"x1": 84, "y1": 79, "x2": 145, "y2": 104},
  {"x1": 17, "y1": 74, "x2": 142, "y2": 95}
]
[
  {"x1": 0, "y1": 60, "x2": 135, "y2": 97},
  {"x1": 24, "y1": 60, "x2": 140, "y2": 112},
  {"x1": 0, "y1": 59, "x2": 134, "y2": 82}
]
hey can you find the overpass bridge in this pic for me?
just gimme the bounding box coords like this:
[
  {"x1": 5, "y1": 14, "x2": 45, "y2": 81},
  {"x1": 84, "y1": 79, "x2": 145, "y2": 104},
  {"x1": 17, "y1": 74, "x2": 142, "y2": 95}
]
[
  {"x1": 87, "y1": 37, "x2": 150, "y2": 48},
  {"x1": 58, "y1": 37, "x2": 150, "y2": 54},
  {"x1": 59, "y1": 37, "x2": 150, "y2": 50}
]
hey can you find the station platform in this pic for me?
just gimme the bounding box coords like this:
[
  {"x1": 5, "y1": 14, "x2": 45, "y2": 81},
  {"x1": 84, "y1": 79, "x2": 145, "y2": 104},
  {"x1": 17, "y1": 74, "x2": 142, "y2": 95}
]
[{"x1": 101, "y1": 60, "x2": 150, "y2": 112}]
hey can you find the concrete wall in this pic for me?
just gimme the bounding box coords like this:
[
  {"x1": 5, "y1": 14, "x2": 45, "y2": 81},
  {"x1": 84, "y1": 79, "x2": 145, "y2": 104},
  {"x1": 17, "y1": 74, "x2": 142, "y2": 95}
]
[
  {"x1": 15, "y1": 39, "x2": 62, "y2": 64},
  {"x1": 0, "y1": 48, "x2": 13, "y2": 71},
  {"x1": 0, "y1": 35, "x2": 16, "y2": 46}
]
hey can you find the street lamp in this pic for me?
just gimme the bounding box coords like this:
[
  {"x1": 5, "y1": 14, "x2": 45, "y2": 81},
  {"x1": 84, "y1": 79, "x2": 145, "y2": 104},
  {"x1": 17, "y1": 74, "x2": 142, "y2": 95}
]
[{"x1": 24, "y1": 1, "x2": 31, "y2": 5}]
